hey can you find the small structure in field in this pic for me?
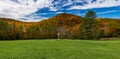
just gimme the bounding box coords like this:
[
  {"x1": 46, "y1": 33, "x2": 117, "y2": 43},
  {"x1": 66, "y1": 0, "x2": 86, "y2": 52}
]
[{"x1": 57, "y1": 32, "x2": 60, "y2": 40}]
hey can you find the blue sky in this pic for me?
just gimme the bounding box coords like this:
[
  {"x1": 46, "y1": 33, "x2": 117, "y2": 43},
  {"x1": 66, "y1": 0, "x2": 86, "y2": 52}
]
[{"x1": 0, "y1": 0, "x2": 120, "y2": 22}]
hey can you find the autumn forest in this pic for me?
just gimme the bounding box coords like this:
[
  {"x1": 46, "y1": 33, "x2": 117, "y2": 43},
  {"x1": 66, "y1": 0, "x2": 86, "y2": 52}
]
[{"x1": 0, "y1": 11, "x2": 120, "y2": 40}]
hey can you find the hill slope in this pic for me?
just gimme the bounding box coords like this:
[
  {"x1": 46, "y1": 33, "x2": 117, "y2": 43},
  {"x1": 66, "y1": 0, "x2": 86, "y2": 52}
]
[
  {"x1": 0, "y1": 13, "x2": 82, "y2": 27},
  {"x1": 0, "y1": 18, "x2": 39, "y2": 28}
]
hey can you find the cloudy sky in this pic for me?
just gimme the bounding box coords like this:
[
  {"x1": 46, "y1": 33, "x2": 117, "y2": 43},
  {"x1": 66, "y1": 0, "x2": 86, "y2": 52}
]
[{"x1": 0, "y1": 0, "x2": 120, "y2": 22}]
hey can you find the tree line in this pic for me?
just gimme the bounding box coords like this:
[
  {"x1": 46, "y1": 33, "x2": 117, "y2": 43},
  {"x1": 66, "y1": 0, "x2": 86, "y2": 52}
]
[{"x1": 0, "y1": 11, "x2": 120, "y2": 40}]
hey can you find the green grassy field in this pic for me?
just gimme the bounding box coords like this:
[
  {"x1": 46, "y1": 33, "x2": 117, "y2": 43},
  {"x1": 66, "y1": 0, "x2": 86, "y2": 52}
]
[{"x1": 0, "y1": 39, "x2": 120, "y2": 59}]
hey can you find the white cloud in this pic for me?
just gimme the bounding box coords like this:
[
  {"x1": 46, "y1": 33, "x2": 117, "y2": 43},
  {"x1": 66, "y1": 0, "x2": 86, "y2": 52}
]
[
  {"x1": 97, "y1": 10, "x2": 120, "y2": 14},
  {"x1": 63, "y1": 0, "x2": 84, "y2": 7},
  {"x1": 56, "y1": 12, "x2": 64, "y2": 14},
  {"x1": 19, "y1": 14, "x2": 48, "y2": 22},
  {"x1": 0, "y1": 0, "x2": 54, "y2": 21},
  {"x1": 69, "y1": 0, "x2": 120, "y2": 10}
]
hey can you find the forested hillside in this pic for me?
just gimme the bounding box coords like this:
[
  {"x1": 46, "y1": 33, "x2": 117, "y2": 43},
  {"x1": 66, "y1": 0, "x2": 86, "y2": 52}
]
[{"x1": 0, "y1": 13, "x2": 120, "y2": 40}]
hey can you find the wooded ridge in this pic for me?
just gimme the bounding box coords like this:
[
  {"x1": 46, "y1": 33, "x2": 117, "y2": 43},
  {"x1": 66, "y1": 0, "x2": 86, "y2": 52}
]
[{"x1": 0, "y1": 13, "x2": 120, "y2": 40}]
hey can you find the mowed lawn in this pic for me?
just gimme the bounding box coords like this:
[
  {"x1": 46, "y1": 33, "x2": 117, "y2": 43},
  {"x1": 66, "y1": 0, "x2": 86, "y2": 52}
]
[{"x1": 0, "y1": 39, "x2": 120, "y2": 59}]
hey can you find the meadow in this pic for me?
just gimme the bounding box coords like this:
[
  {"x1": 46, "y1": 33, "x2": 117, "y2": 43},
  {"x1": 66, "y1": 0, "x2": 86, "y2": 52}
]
[{"x1": 0, "y1": 39, "x2": 120, "y2": 59}]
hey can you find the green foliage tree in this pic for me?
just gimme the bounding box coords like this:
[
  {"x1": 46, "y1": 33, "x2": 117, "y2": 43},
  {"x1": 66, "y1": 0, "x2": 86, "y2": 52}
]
[
  {"x1": 79, "y1": 11, "x2": 99, "y2": 40},
  {"x1": 0, "y1": 19, "x2": 9, "y2": 40},
  {"x1": 0, "y1": 19, "x2": 8, "y2": 30}
]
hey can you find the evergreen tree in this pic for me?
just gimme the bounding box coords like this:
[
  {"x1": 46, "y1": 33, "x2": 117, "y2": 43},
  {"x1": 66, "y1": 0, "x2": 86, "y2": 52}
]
[{"x1": 79, "y1": 11, "x2": 99, "y2": 40}]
